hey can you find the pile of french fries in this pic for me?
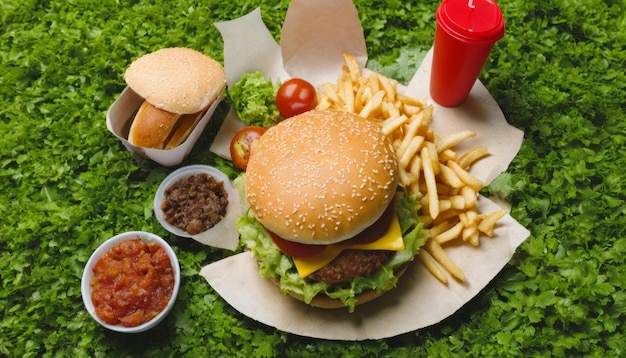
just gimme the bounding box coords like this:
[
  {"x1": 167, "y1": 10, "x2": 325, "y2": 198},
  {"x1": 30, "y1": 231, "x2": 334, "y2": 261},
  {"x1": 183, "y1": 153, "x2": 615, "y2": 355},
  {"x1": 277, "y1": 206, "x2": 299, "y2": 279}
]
[{"x1": 317, "y1": 53, "x2": 507, "y2": 284}]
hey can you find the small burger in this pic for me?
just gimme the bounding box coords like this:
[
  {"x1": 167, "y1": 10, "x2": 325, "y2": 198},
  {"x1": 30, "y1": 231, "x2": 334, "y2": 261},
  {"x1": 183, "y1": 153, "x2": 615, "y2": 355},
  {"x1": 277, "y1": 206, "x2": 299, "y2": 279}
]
[
  {"x1": 124, "y1": 47, "x2": 226, "y2": 149},
  {"x1": 235, "y1": 110, "x2": 426, "y2": 312}
]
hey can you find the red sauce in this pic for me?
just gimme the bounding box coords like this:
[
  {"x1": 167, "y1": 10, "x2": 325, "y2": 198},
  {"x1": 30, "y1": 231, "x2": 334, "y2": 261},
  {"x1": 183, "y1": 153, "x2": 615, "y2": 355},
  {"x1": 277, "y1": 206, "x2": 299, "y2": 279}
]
[{"x1": 90, "y1": 237, "x2": 175, "y2": 327}]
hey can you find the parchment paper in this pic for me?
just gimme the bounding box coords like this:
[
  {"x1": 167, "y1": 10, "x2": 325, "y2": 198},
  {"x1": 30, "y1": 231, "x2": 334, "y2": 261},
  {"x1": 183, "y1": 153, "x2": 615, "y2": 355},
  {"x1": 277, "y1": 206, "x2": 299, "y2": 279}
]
[
  {"x1": 188, "y1": 183, "x2": 245, "y2": 251},
  {"x1": 201, "y1": 0, "x2": 530, "y2": 340}
]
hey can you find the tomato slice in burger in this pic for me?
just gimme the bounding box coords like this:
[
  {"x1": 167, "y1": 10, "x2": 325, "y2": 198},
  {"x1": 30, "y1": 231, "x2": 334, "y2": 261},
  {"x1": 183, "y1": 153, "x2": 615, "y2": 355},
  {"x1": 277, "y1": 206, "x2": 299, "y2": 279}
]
[
  {"x1": 342, "y1": 200, "x2": 395, "y2": 246},
  {"x1": 275, "y1": 78, "x2": 318, "y2": 118},
  {"x1": 229, "y1": 126, "x2": 266, "y2": 171},
  {"x1": 268, "y1": 231, "x2": 326, "y2": 258}
]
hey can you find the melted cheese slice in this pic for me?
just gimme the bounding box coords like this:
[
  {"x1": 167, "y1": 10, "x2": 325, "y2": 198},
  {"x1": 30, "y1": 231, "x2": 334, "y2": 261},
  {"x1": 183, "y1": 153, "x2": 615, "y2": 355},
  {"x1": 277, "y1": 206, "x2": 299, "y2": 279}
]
[{"x1": 293, "y1": 211, "x2": 404, "y2": 278}]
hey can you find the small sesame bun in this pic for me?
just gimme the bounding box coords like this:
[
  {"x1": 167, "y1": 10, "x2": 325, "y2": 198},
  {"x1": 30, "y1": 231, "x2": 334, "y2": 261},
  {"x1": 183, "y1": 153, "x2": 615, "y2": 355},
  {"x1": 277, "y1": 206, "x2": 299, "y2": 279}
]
[
  {"x1": 124, "y1": 47, "x2": 225, "y2": 114},
  {"x1": 124, "y1": 47, "x2": 225, "y2": 149},
  {"x1": 245, "y1": 110, "x2": 398, "y2": 245}
]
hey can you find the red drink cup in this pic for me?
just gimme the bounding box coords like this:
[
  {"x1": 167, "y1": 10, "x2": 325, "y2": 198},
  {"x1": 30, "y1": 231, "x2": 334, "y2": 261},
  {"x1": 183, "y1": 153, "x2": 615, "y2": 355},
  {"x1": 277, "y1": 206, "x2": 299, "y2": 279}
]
[{"x1": 430, "y1": 0, "x2": 505, "y2": 107}]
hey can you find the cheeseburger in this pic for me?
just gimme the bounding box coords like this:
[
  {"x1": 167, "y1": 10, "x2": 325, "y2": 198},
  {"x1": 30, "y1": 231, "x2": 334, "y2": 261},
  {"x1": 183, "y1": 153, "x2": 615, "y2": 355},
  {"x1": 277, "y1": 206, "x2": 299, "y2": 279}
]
[
  {"x1": 236, "y1": 110, "x2": 426, "y2": 311},
  {"x1": 124, "y1": 47, "x2": 226, "y2": 149}
]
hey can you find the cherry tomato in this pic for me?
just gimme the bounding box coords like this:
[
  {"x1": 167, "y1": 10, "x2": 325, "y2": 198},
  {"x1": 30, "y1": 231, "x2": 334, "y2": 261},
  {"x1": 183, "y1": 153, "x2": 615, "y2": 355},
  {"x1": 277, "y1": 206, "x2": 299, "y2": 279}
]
[
  {"x1": 275, "y1": 78, "x2": 318, "y2": 118},
  {"x1": 268, "y1": 231, "x2": 326, "y2": 258},
  {"x1": 229, "y1": 126, "x2": 266, "y2": 171}
]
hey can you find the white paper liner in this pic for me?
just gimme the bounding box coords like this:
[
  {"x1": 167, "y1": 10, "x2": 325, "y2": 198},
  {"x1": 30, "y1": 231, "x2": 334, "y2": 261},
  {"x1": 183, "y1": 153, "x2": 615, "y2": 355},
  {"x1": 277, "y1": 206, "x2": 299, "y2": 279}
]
[
  {"x1": 200, "y1": 197, "x2": 528, "y2": 340},
  {"x1": 106, "y1": 87, "x2": 223, "y2": 167},
  {"x1": 201, "y1": 0, "x2": 530, "y2": 340}
]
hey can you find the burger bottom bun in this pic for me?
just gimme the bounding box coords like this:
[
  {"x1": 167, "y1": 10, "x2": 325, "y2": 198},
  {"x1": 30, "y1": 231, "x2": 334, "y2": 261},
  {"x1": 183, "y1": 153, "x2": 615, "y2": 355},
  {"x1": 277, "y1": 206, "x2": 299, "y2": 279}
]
[{"x1": 270, "y1": 263, "x2": 409, "y2": 309}]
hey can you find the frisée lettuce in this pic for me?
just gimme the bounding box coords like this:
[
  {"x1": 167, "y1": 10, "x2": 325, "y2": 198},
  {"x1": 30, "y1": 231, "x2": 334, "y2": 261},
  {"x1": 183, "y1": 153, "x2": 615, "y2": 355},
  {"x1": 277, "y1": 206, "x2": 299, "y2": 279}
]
[
  {"x1": 228, "y1": 72, "x2": 281, "y2": 127},
  {"x1": 235, "y1": 174, "x2": 427, "y2": 312}
]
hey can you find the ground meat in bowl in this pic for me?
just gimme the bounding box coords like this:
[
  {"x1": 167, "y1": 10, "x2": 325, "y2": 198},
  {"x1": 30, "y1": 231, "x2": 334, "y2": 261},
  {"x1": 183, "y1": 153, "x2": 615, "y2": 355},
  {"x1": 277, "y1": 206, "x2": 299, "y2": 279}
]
[{"x1": 161, "y1": 173, "x2": 229, "y2": 235}]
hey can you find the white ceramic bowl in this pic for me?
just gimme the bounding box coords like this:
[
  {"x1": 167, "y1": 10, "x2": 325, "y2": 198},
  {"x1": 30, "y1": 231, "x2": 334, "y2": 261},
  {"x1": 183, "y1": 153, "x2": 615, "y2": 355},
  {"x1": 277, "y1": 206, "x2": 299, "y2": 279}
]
[
  {"x1": 154, "y1": 165, "x2": 233, "y2": 238},
  {"x1": 81, "y1": 231, "x2": 180, "y2": 333}
]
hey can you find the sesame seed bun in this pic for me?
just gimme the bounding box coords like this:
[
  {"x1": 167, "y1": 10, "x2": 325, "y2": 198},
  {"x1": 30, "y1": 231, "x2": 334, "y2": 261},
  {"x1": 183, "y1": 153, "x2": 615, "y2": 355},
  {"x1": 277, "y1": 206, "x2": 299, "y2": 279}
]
[
  {"x1": 124, "y1": 47, "x2": 225, "y2": 149},
  {"x1": 245, "y1": 110, "x2": 399, "y2": 245},
  {"x1": 124, "y1": 47, "x2": 225, "y2": 114}
]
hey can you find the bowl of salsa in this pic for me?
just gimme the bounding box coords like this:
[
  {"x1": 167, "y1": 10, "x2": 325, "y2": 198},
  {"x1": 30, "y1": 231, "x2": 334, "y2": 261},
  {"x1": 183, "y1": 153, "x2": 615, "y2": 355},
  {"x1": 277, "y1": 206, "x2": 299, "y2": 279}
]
[{"x1": 81, "y1": 231, "x2": 180, "y2": 333}]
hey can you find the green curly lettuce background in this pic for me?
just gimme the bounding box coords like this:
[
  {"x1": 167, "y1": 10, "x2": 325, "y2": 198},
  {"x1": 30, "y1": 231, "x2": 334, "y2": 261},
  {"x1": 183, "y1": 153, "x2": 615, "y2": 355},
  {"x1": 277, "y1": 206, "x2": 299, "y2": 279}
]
[{"x1": 1, "y1": 0, "x2": 624, "y2": 356}]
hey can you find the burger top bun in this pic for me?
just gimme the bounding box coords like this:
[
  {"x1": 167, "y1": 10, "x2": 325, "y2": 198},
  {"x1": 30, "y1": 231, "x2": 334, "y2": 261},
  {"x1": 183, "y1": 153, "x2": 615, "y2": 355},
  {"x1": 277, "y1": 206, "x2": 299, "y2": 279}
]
[
  {"x1": 124, "y1": 47, "x2": 226, "y2": 114},
  {"x1": 245, "y1": 110, "x2": 399, "y2": 245}
]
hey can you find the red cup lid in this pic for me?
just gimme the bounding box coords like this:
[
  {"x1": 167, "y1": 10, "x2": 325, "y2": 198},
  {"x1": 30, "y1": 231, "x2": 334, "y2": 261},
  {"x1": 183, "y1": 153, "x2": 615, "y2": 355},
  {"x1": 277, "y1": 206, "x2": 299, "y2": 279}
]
[{"x1": 436, "y1": 0, "x2": 505, "y2": 44}]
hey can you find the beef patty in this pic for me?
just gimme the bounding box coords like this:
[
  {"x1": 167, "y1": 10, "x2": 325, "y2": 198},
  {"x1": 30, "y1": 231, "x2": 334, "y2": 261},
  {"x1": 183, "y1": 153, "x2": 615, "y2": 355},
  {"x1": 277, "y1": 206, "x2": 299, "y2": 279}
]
[{"x1": 307, "y1": 249, "x2": 395, "y2": 284}]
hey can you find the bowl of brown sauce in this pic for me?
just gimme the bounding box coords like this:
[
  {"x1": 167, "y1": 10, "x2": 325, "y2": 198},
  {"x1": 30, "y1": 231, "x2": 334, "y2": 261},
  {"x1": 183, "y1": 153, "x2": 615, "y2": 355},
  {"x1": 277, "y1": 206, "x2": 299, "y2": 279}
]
[
  {"x1": 81, "y1": 231, "x2": 180, "y2": 333},
  {"x1": 154, "y1": 165, "x2": 233, "y2": 238}
]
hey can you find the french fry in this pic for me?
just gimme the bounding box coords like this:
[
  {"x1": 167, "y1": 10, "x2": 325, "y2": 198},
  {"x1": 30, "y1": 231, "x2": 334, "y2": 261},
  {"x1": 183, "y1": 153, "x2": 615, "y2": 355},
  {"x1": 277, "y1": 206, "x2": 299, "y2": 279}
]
[
  {"x1": 421, "y1": 147, "x2": 439, "y2": 219},
  {"x1": 438, "y1": 199, "x2": 452, "y2": 213},
  {"x1": 464, "y1": 227, "x2": 480, "y2": 246},
  {"x1": 408, "y1": 155, "x2": 422, "y2": 180},
  {"x1": 478, "y1": 209, "x2": 507, "y2": 237},
  {"x1": 382, "y1": 114, "x2": 408, "y2": 137},
  {"x1": 436, "y1": 221, "x2": 464, "y2": 244},
  {"x1": 321, "y1": 82, "x2": 340, "y2": 104},
  {"x1": 462, "y1": 225, "x2": 478, "y2": 241},
  {"x1": 397, "y1": 93, "x2": 425, "y2": 107},
  {"x1": 378, "y1": 74, "x2": 397, "y2": 103},
  {"x1": 359, "y1": 90, "x2": 384, "y2": 119},
  {"x1": 403, "y1": 104, "x2": 423, "y2": 117},
  {"x1": 399, "y1": 136, "x2": 425, "y2": 169},
  {"x1": 382, "y1": 101, "x2": 401, "y2": 120},
  {"x1": 343, "y1": 52, "x2": 361, "y2": 82},
  {"x1": 418, "y1": 250, "x2": 448, "y2": 284},
  {"x1": 448, "y1": 195, "x2": 466, "y2": 210},
  {"x1": 425, "y1": 238, "x2": 465, "y2": 281},
  {"x1": 426, "y1": 142, "x2": 440, "y2": 176},
  {"x1": 457, "y1": 145, "x2": 490, "y2": 169},
  {"x1": 437, "y1": 130, "x2": 476, "y2": 153},
  {"x1": 447, "y1": 160, "x2": 484, "y2": 190},
  {"x1": 316, "y1": 52, "x2": 508, "y2": 285},
  {"x1": 461, "y1": 185, "x2": 478, "y2": 209},
  {"x1": 399, "y1": 167, "x2": 418, "y2": 187},
  {"x1": 436, "y1": 182, "x2": 455, "y2": 196},
  {"x1": 437, "y1": 164, "x2": 464, "y2": 188},
  {"x1": 396, "y1": 113, "x2": 424, "y2": 155},
  {"x1": 431, "y1": 208, "x2": 465, "y2": 226},
  {"x1": 439, "y1": 148, "x2": 457, "y2": 163},
  {"x1": 459, "y1": 209, "x2": 479, "y2": 227},
  {"x1": 428, "y1": 217, "x2": 459, "y2": 237}
]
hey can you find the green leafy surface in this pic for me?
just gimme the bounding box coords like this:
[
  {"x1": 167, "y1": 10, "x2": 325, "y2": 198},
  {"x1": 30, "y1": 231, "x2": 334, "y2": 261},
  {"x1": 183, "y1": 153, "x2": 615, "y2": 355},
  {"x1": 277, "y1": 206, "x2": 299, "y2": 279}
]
[{"x1": 1, "y1": 0, "x2": 624, "y2": 356}]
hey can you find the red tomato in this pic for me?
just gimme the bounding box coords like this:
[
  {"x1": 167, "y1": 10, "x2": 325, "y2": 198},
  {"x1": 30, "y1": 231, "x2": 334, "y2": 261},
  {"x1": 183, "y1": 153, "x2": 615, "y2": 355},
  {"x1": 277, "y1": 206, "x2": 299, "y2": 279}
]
[
  {"x1": 341, "y1": 201, "x2": 395, "y2": 246},
  {"x1": 229, "y1": 126, "x2": 266, "y2": 171},
  {"x1": 268, "y1": 231, "x2": 326, "y2": 258},
  {"x1": 275, "y1": 78, "x2": 318, "y2": 118}
]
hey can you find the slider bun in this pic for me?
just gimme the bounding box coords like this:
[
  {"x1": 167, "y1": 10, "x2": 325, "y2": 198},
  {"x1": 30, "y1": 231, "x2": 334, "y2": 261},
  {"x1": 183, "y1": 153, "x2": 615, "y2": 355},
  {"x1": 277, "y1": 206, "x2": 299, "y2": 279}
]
[
  {"x1": 124, "y1": 47, "x2": 225, "y2": 114},
  {"x1": 245, "y1": 110, "x2": 398, "y2": 245},
  {"x1": 124, "y1": 47, "x2": 225, "y2": 149}
]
